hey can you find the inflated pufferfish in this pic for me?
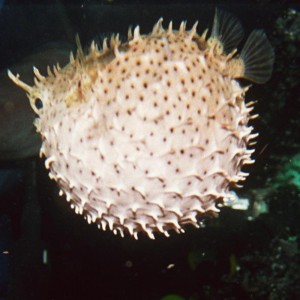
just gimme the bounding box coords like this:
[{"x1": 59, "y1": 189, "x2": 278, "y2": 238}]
[{"x1": 9, "y1": 10, "x2": 274, "y2": 239}]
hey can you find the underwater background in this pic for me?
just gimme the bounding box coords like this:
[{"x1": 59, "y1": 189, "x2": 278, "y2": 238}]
[{"x1": 0, "y1": 0, "x2": 299, "y2": 299}]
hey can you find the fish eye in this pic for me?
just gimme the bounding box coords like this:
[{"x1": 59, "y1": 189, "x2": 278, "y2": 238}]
[{"x1": 34, "y1": 98, "x2": 43, "y2": 110}]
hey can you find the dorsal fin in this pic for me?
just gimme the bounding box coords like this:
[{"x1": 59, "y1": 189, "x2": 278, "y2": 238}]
[
  {"x1": 211, "y1": 8, "x2": 244, "y2": 54},
  {"x1": 240, "y1": 30, "x2": 274, "y2": 84}
]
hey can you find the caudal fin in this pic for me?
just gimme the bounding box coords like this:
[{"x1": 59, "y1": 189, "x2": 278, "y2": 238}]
[{"x1": 240, "y1": 30, "x2": 274, "y2": 84}]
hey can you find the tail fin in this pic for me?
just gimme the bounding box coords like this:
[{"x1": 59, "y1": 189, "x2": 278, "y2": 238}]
[{"x1": 240, "y1": 30, "x2": 274, "y2": 84}]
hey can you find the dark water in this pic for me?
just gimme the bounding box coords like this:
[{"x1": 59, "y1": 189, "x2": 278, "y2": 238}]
[{"x1": 0, "y1": 1, "x2": 299, "y2": 300}]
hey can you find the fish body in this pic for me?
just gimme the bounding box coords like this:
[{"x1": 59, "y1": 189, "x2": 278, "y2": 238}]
[{"x1": 9, "y1": 10, "x2": 274, "y2": 239}]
